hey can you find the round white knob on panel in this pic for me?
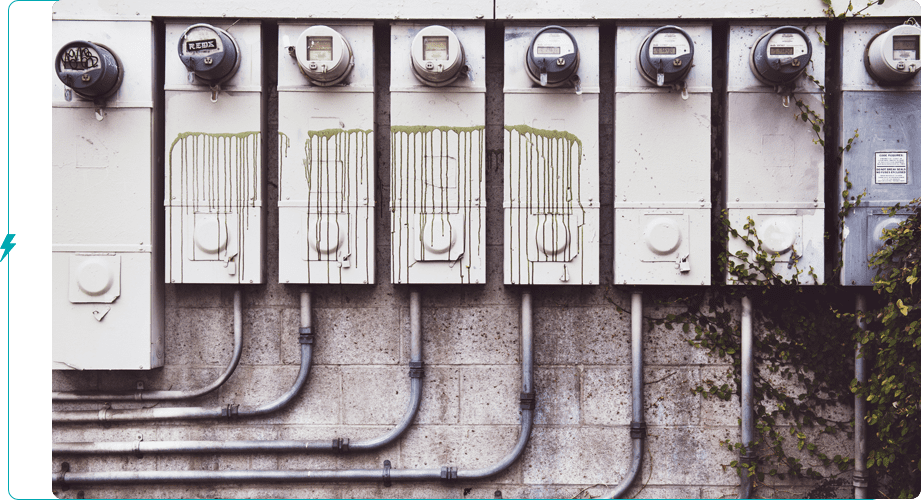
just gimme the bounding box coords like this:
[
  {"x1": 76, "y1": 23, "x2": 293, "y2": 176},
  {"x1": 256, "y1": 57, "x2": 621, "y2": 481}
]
[
  {"x1": 537, "y1": 217, "x2": 570, "y2": 256},
  {"x1": 644, "y1": 217, "x2": 682, "y2": 255},
  {"x1": 421, "y1": 216, "x2": 455, "y2": 254},
  {"x1": 760, "y1": 217, "x2": 796, "y2": 255},
  {"x1": 76, "y1": 258, "x2": 114, "y2": 296},
  {"x1": 194, "y1": 218, "x2": 228, "y2": 254},
  {"x1": 310, "y1": 217, "x2": 344, "y2": 255}
]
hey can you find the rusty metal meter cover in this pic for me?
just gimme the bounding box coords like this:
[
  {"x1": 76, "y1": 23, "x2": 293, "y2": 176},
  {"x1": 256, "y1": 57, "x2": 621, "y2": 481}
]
[
  {"x1": 178, "y1": 23, "x2": 240, "y2": 85},
  {"x1": 637, "y1": 26, "x2": 694, "y2": 86},
  {"x1": 750, "y1": 25, "x2": 812, "y2": 85},
  {"x1": 55, "y1": 41, "x2": 123, "y2": 100},
  {"x1": 410, "y1": 25, "x2": 466, "y2": 86},
  {"x1": 526, "y1": 26, "x2": 580, "y2": 87},
  {"x1": 295, "y1": 25, "x2": 355, "y2": 86}
]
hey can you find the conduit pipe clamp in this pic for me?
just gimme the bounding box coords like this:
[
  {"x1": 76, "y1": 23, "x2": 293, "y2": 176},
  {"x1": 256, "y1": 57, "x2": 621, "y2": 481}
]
[
  {"x1": 630, "y1": 421, "x2": 646, "y2": 439},
  {"x1": 58, "y1": 462, "x2": 70, "y2": 491},
  {"x1": 441, "y1": 466, "x2": 458, "y2": 483},
  {"x1": 134, "y1": 435, "x2": 144, "y2": 459},
  {"x1": 221, "y1": 404, "x2": 239, "y2": 419},
  {"x1": 383, "y1": 460, "x2": 392, "y2": 487},
  {"x1": 409, "y1": 361, "x2": 424, "y2": 378},
  {"x1": 853, "y1": 470, "x2": 869, "y2": 490},
  {"x1": 299, "y1": 327, "x2": 315, "y2": 344},
  {"x1": 333, "y1": 437, "x2": 350, "y2": 453},
  {"x1": 520, "y1": 392, "x2": 536, "y2": 411}
]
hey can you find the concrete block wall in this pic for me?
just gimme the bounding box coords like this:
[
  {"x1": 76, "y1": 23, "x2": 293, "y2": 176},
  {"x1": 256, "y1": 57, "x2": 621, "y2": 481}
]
[{"x1": 51, "y1": 18, "x2": 861, "y2": 499}]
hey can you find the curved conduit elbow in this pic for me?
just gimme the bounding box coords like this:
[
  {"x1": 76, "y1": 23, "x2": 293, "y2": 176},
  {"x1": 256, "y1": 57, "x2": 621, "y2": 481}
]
[
  {"x1": 51, "y1": 292, "x2": 315, "y2": 424},
  {"x1": 51, "y1": 290, "x2": 535, "y2": 488},
  {"x1": 606, "y1": 291, "x2": 645, "y2": 499},
  {"x1": 52, "y1": 290, "x2": 246, "y2": 402},
  {"x1": 54, "y1": 291, "x2": 426, "y2": 456}
]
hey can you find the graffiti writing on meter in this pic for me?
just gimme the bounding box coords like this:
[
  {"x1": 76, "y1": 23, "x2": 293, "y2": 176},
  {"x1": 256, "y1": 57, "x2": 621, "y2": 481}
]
[
  {"x1": 61, "y1": 47, "x2": 99, "y2": 70},
  {"x1": 186, "y1": 39, "x2": 217, "y2": 52}
]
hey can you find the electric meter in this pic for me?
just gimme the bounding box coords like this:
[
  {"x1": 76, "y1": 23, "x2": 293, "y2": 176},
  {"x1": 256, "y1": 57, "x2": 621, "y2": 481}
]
[
  {"x1": 525, "y1": 26, "x2": 580, "y2": 87},
  {"x1": 410, "y1": 25, "x2": 466, "y2": 86},
  {"x1": 295, "y1": 25, "x2": 354, "y2": 86},
  {"x1": 865, "y1": 24, "x2": 921, "y2": 84},
  {"x1": 54, "y1": 41, "x2": 123, "y2": 100},
  {"x1": 750, "y1": 26, "x2": 812, "y2": 85},
  {"x1": 637, "y1": 26, "x2": 694, "y2": 86},
  {"x1": 178, "y1": 23, "x2": 241, "y2": 85}
]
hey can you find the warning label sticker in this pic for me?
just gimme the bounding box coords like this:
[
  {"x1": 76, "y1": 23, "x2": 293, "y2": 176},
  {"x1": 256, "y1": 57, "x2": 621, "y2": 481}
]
[{"x1": 875, "y1": 152, "x2": 908, "y2": 184}]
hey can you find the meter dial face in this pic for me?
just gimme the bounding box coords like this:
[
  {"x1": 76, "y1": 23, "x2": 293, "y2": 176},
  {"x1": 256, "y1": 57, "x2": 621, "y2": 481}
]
[
  {"x1": 525, "y1": 26, "x2": 580, "y2": 87},
  {"x1": 637, "y1": 26, "x2": 694, "y2": 86},
  {"x1": 410, "y1": 26, "x2": 466, "y2": 87},
  {"x1": 55, "y1": 41, "x2": 122, "y2": 99},
  {"x1": 892, "y1": 35, "x2": 919, "y2": 60},
  {"x1": 295, "y1": 26, "x2": 354, "y2": 86},
  {"x1": 750, "y1": 26, "x2": 812, "y2": 85},
  {"x1": 178, "y1": 24, "x2": 240, "y2": 85}
]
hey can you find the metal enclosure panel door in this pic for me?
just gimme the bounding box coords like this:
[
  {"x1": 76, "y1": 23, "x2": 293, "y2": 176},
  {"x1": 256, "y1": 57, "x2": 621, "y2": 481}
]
[
  {"x1": 164, "y1": 22, "x2": 263, "y2": 284},
  {"x1": 52, "y1": 20, "x2": 163, "y2": 370},
  {"x1": 725, "y1": 24, "x2": 825, "y2": 284},
  {"x1": 503, "y1": 25, "x2": 600, "y2": 285},
  {"x1": 726, "y1": 209, "x2": 824, "y2": 284},
  {"x1": 390, "y1": 24, "x2": 486, "y2": 285},
  {"x1": 614, "y1": 209, "x2": 710, "y2": 285},
  {"x1": 277, "y1": 23, "x2": 375, "y2": 284},
  {"x1": 839, "y1": 23, "x2": 921, "y2": 286}
]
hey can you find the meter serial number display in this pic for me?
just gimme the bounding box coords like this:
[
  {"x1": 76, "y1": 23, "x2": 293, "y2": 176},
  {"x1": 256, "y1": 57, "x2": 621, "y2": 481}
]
[
  {"x1": 185, "y1": 39, "x2": 217, "y2": 52},
  {"x1": 769, "y1": 47, "x2": 795, "y2": 55},
  {"x1": 423, "y1": 36, "x2": 449, "y2": 61},
  {"x1": 306, "y1": 36, "x2": 333, "y2": 61},
  {"x1": 892, "y1": 35, "x2": 919, "y2": 60},
  {"x1": 652, "y1": 46, "x2": 677, "y2": 55}
]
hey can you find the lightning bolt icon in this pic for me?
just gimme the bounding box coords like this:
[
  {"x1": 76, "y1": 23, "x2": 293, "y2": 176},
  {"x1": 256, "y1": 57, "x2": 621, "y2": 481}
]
[{"x1": 1, "y1": 234, "x2": 16, "y2": 262}]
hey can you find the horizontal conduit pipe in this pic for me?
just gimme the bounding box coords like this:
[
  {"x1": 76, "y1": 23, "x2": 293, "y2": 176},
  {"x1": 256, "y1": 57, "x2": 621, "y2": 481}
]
[
  {"x1": 52, "y1": 290, "x2": 535, "y2": 487},
  {"x1": 52, "y1": 289, "x2": 246, "y2": 402},
  {"x1": 606, "y1": 291, "x2": 645, "y2": 499},
  {"x1": 51, "y1": 292, "x2": 314, "y2": 424},
  {"x1": 54, "y1": 290, "x2": 426, "y2": 455}
]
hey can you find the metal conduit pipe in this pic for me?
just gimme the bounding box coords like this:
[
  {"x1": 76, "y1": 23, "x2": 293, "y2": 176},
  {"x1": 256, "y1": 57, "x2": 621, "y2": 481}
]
[
  {"x1": 53, "y1": 290, "x2": 246, "y2": 402},
  {"x1": 740, "y1": 295, "x2": 755, "y2": 499},
  {"x1": 606, "y1": 291, "x2": 646, "y2": 499},
  {"x1": 854, "y1": 293, "x2": 869, "y2": 499},
  {"x1": 53, "y1": 290, "x2": 426, "y2": 455},
  {"x1": 51, "y1": 290, "x2": 535, "y2": 487},
  {"x1": 51, "y1": 292, "x2": 315, "y2": 424}
]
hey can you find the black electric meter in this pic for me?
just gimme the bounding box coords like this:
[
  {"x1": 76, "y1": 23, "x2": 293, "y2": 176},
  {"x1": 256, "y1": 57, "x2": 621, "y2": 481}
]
[
  {"x1": 54, "y1": 41, "x2": 123, "y2": 100},
  {"x1": 525, "y1": 26, "x2": 580, "y2": 87},
  {"x1": 178, "y1": 23, "x2": 240, "y2": 85},
  {"x1": 750, "y1": 26, "x2": 812, "y2": 86},
  {"x1": 637, "y1": 26, "x2": 694, "y2": 87}
]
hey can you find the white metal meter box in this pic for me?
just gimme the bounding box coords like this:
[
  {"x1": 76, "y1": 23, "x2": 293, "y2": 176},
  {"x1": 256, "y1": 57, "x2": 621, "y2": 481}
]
[
  {"x1": 52, "y1": 20, "x2": 164, "y2": 370},
  {"x1": 165, "y1": 22, "x2": 265, "y2": 284},
  {"x1": 504, "y1": 25, "x2": 600, "y2": 285},
  {"x1": 391, "y1": 24, "x2": 486, "y2": 284},
  {"x1": 278, "y1": 23, "x2": 375, "y2": 284},
  {"x1": 839, "y1": 21, "x2": 921, "y2": 286},
  {"x1": 725, "y1": 24, "x2": 826, "y2": 284},
  {"x1": 614, "y1": 24, "x2": 712, "y2": 285}
]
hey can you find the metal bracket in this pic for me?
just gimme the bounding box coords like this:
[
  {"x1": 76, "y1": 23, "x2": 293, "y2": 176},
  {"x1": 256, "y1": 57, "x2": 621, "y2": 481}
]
[
  {"x1": 299, "y1": 327, "x2": 315, "y2": 345},
  {"x1": 520, "y1": 392, "x2": 536, "y2": 411},
  {"x1": 333, "y1": 437, "x2": 350, "y2": 453},
  {"x1": 134, "y1": 434, "x2": 144, "y2": 458},
  {"x1": 440, "y1": 466, "x2": 458, "y2": 483},
  {"x1": 409, "y1": 361, "x2": 424, "y2": 379},
  {"x1": 853, "y1": 470, "x2": 869, "y2": 489},
  {"x1": 383, "y1": 460, "x2": 392, "y2": 487},
  {"x1": 630, "y1": 421, "x2": 647, "y2": 439}
]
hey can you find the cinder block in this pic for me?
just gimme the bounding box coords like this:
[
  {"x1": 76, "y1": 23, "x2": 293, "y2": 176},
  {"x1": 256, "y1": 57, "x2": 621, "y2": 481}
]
[
  {"x1": 522, "y1": 426, "x2": 628, "y2": 485},
  {"x1": 644, "y1": 426, "x2": 739, "y2": 486},
  {"x1": 700, "y1": 486, "x2": 739, "y2": 499},
  {"x1": 274, "y1": 365, "x2": 341, "y2": 425},
  {"x1": 52, "y1": 370, "x2": 98, "y2": 392},
  {"x1": 415, "y1": 366, "x2": 461, "y2": 425},
  {"x1": 240, "y1": 307, "x2": 282, "y2": 365},
  {"x1": 645, "y1": 367, "x2": 701, "y2": 426},
  {"x1": 342, "y1": 483, "x2": 464, "y2": 499},
  {"x1": 165, "y1": 307, "x2": 234, "y2": 365},
  {"x1": 342, "y1": 366, "x2": 408, "y2": 425},
  {"x1": 417, "y1": 306, "x2": 520, "y2": 365},
  {"x1": 400, "y1": 424, "x2": 522, "y2": 484},
  {"x1": 534, "y1": 307, "x2": 631, "y2": 365},
  {"x1": 460, "y1": 365, "x2": 520, "y2": 425},
  {"x1": 699, "y1": 365, "x2": 740, "y2": 426},
  {"x1": 629, "y1": 486, "x2": 704, "y2": 498},
  {"x1": 286, "y1": 307, "x2": 401, "y2": 365},
  {"x1": 643, "y1": 319, "x2": 711, "y2": 366},
  {"x1": 164, "y1": 283, "x2": 229, "y2": 308},
  {"x1": 581, "y1": 366, "x2": 631, "y2": 426},
  {"x1": 533, "y1": 366, "x2": 580, "y2": 426},
  {"x1": 218, "y1": 365, "x2": 303, "y2": 424}
]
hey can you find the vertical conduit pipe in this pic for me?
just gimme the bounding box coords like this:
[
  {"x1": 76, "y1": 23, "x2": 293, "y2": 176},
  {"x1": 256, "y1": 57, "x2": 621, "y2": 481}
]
[
  {"x1": 606, "y1": 291, "x2": 645, "y2": 499},
  {"x1": 740, "y1": 295, "x2": 755, "y2": 499},
  {"x1": 52, "y1": 289, "x2": 246, "y2": 402},
  {"x1": 854, "y1": 293, "x2": 869, "y2": 499}
]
